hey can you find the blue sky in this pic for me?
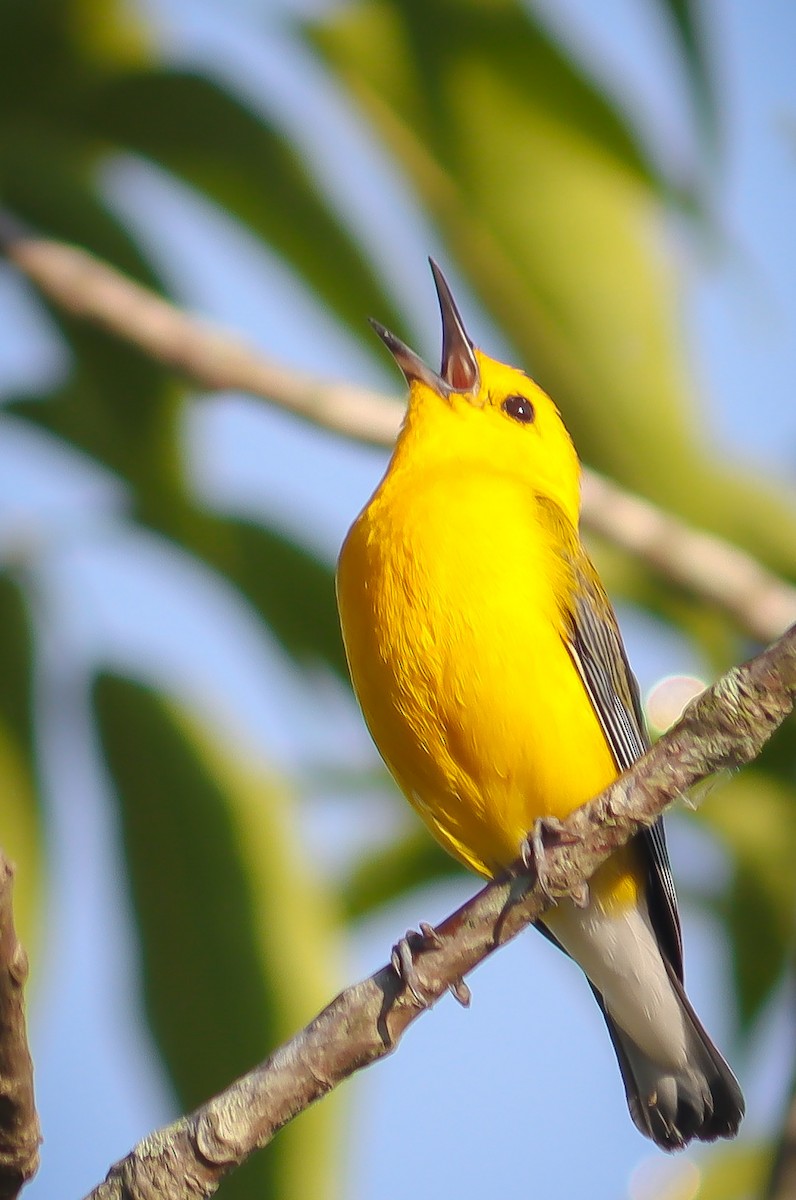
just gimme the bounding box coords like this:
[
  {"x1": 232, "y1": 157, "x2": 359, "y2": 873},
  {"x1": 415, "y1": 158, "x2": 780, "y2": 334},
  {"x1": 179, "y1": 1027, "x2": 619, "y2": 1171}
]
[{"x1": 1, "y1": 1, "x2": 795, "y2": 1198}]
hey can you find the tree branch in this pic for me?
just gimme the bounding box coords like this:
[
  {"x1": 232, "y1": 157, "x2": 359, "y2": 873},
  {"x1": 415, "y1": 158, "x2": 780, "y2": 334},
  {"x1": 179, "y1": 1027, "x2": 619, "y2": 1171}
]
[
  {"x1": 0, "y1": 855, "x2": 40, "y2": 1198},
  {"x1": 1, "y1": 224, "x2": 402, "y2": 448},
  {"x1": 580, "y1": 472, "x2": 796, "y2": 645},
  {"x1": 83, "y1": 626, "x2": 796, "y2": 1200},
  {"x1": 2, "y1": 226, "x2": 795, "y2": 645}
]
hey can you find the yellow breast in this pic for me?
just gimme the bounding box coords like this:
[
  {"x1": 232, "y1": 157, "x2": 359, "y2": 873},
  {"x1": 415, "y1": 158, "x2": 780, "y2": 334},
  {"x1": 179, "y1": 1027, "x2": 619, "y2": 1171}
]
[{"x1": 336, "y1": 460, "x2": 620, "y2": 878}]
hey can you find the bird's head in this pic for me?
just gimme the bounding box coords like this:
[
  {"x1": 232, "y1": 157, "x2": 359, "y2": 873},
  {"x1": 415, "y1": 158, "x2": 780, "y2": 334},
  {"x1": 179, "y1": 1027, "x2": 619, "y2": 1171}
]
[{"x1": 371, "y1": 261, "x2": 581, "y2": 525}]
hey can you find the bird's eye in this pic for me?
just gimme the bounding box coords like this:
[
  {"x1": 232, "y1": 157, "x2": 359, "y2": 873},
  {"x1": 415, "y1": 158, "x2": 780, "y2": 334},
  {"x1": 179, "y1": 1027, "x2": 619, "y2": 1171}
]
[{"x1": 501, "y1": 394, "x2": 535, "y2": 424}]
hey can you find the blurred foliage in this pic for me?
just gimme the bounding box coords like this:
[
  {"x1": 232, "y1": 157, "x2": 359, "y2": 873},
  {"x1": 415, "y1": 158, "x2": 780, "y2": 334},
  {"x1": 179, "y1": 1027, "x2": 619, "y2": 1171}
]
[
  {"x1": 0, "y1": 0, "x2": 794, "y2": 1195},
  {"x1": 340, "y1": 824, "x2": 458, "y2": 920},
  {"x1": 0, "y1": 573, "x2": 41, "y2": 953},
  {"x1": 676, "y1": 1142, "x2": 770, "y2": 1200},
  {"x1": 94, "y1": 675, "x2": 343, "y2": 1200},
  {"x1": 309, "y1": 0, "x2": 796, "y2": 571},
  {"x1": 702, "y1": 728, "x2": 796, "y2": 1029}
]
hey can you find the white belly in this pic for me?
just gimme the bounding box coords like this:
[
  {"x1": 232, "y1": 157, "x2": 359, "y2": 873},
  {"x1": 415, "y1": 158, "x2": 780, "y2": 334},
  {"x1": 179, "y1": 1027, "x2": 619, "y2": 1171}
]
[{"x1": 546, "y1": 897, "x2": 689, "y2": 1069}]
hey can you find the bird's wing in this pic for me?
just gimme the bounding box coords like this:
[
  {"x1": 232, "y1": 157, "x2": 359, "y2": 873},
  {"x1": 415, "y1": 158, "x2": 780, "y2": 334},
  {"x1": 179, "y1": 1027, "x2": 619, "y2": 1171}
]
[{"x1": 538, "y1": 496, "x2": 684, "y2": 978}]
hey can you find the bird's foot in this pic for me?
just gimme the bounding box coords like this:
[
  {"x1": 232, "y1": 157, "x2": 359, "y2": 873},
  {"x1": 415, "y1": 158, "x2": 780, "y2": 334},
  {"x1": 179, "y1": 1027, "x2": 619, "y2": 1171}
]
[
  {"x1": 391, "y1": 932, "x2": 430, "y2": 1007},
  {"x1": 390, "y1": 922, "x2": 471, "y2": 1008},
  {"x1": 520, "y1": 816, "x2": 585, "y2": 905}
]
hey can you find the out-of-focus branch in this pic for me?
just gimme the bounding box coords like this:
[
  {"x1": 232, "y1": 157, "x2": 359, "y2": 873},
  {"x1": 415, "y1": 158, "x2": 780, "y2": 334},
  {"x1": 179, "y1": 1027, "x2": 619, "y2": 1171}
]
[
  {"x1": 581, "y1": 472, "x2": 796, "y2": 645},
  {"x1": 85, "y1": 626, "x2": 796, "y2": 1200},
  {"x1": 0, "y1": 855, "x2": 40, "y2": 1198},
  {"x1": 0, "y1": 222, "x2": 403, "y2": 447},
  {"x1": 3, "y1": 225, "x2": 796, "y2": 644}
]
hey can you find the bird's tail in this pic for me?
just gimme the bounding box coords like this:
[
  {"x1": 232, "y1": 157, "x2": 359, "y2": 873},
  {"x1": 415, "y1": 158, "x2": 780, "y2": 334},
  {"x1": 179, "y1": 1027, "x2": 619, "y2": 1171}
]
[{"x1": 596, "y1": 964, "x2": 745, "y2": 1152}]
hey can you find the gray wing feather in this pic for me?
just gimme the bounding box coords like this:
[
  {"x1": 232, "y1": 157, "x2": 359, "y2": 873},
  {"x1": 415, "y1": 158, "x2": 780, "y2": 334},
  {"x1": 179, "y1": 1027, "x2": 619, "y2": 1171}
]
[{"x1": 565, "y1": 557, "x2": 684, "y2": 978}]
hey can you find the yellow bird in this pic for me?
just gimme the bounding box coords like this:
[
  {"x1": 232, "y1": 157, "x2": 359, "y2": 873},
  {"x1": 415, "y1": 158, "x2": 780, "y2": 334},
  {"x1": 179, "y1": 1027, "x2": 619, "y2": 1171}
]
[{"x1": 336, "y1": 261, "x2": 744, "y2": 1150}]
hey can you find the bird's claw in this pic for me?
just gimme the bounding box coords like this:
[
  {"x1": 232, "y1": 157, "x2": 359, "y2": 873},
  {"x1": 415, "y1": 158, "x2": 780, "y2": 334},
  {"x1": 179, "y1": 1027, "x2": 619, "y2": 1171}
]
[
  {"x1": 391, "y1": 923, "x2": 471, "y2": 1008},
  {"x1": 418, "y1": 921, "x2": 442, "y2": 946},
  {"x1": 448, "y1": 977, "x2": 472, "y2": 1007},
  {"x1": 520, "y1": 816, "x2": 581, "y2": 901},
  {"x1": 391, "y1": 933, "x2": 430, "y2": 1007}
]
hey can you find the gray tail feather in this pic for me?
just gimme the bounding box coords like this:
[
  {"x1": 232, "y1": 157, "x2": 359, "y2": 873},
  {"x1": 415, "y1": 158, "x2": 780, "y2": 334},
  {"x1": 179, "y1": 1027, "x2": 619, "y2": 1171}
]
[{"x1": 592, "y1": 967, "x2": 744, "y2": 1152}]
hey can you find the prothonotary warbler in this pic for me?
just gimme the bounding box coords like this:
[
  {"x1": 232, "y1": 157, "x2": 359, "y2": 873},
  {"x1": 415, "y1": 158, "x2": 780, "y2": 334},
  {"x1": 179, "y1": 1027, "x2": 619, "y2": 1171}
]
[{"x1": 336, "y1": 260, "x2": 744, "y2": 1150}]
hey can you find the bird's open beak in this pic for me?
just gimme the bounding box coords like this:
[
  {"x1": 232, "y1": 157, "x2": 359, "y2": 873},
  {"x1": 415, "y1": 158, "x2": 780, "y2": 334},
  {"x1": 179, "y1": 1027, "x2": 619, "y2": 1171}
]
[
  {"x1": 368, "y1": 319, "x2": 449, "y2": 395},
  {"x1": 369, "y1": 260, "x2": 481, "y2": 398},
  {"x1": 428, "y1": 259, "x2": 480, "y2": 393}
]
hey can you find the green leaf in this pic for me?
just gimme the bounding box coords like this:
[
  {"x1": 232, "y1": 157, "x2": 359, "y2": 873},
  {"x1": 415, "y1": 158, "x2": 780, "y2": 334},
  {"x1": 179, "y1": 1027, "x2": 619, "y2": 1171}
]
[
  {"x1": 0, "y1": 0, "x2": 151, "y2": 124},
  {"x1": 312, "y1": 0, "x2": 657, "y2": 184},
  {"x1": 0, "y1": 125, "x2": 192, "y2": 493},
  {"x1": 660, "y1": 0, "x2": 719, "y2": 161},
  {"x1": 309, "y1": 0, "x2": 796, "y2": 580},
  {"x1": 0, "y1": 127, "x2": 187, "y2": 490},
  {"x1": 4, "y1": 226, "x2": 345, "y2": 684},
  {"x1": 686, "y1": 1141, "x2": 769, "y2": 1200},
  {"x1": 0, "y1": 719, "x2": 41, "y2": 959},
  {"x1": 0, "y1": 574, "x2": 34, "y2": 751},
  {"x1": 144, "y1": 509, "x2": 347, "y2": 679},
  {"x1": 340, "y1": 825, "x2": 461, "y2": 920},
  {"x1": 79, "y1": 68, "x2": 410, "y2": 344},
  {"x1": 11, "y1": 384, "x2": 347, "y2": 677},
  {"x1": 191, "y1": 514, "x2": 347, "y2": 679},
  {"x1": 0, "y1": 573, "x2": 42, "y2": 952},
  {"x1": 0, "y1": 127, "x2": 163, "y2": 287},
  {"x1": 5, "y1": 335, "x2": 179, "y2": 495},
  {"x1": 94, "y1": 674, "x2": 344, "y2": 1200},
  {"x1": 0, "y1": 0, "x2": 98, "y2": 124},
  {"x1": 2, "y1": 145, "x2": 348, "y2": 681},
  {"x1": 300, "y1": 766, "x2": 471, "y2": 920},
  {"x1": 700, "y1": 761, "x2": 796, "y2": 1028}
]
